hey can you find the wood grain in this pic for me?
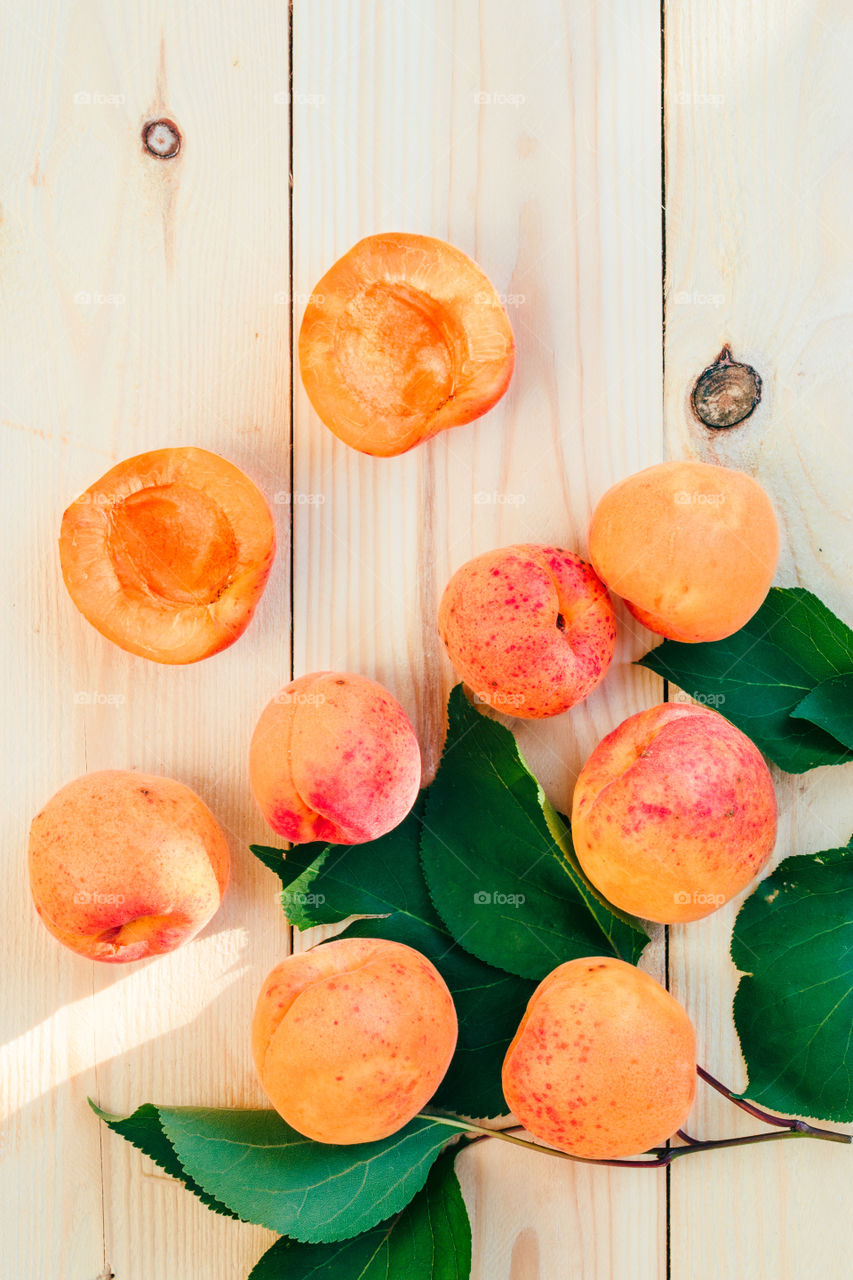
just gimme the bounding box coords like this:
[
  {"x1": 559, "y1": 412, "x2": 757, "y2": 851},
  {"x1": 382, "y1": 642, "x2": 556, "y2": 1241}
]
[
  {"x1": 3, "y1": 1, "x2": 850, "y2": 1278},
  {"x1": 664, "y1": 3, "x2": 853, "y2": 1277},
  {"x1": 292, "y1": 3, "x2": 665, "y2": 1278},
  {"x1": 1, "y1": 2, "x2": 289, "y2": 1276}
]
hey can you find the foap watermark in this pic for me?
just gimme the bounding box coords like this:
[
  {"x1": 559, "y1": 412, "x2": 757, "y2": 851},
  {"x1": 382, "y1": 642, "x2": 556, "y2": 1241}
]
[
  {"x1": 674, "y1": 490, "x2": 726, "y2": 506},
  {"x1": 73, "y1": 90, "x2": 126, "y2": 107},
  {"x1": 74, "y1": 890, "x2": 125, "y2": 905},
  {"x1": 74, "y1": 290, "x2": 126, "y2": 307},
  {"x1": 273, "y1": 90, "x2": 326, "y2": 108},
  {"x1": 473, "y1": 490, "x2": 526, "y2": 506},
  {"x1": 673, "y1": 290, "x2": 725, "y2": 308},
  {"x1": 274, "y1": 491, "x2": 326, "y2": 506},
  {"x1": 288, "y1": 892, "x2": 326, "y2": 906},
  {"x1": 274, "y1": 689, "x2": 327, "y2": 707},
  {"x1": 473, "y1": 91, "x2": 526, "y2": 107},
  {"x1": 475, "y1": 290, "x2": 526, "y2": 308},
  {"x1": 674, "y1": 891, "x2": 725, "y2": 908},
  {"x1": 274, "y1": 291, "x2": 326, "y2": 307},
  {"x1": 73, "y1": 490, "x2": 113, "y2": 506},
  {"x1": 671, "y1": 689, "x2": 726, "y2": 709},
  {"x1": 473, "y1": 890, "x2": 526, "y2": 907},
  {"x1": 673, "y1": 90, "x2": 725, "y2": 106},
  {"x1": 472, "y1": 690, "x2": 526, "y2": 710},
  {"x1": 74, "y1": 691, "x2": 126, "y2": 707}
]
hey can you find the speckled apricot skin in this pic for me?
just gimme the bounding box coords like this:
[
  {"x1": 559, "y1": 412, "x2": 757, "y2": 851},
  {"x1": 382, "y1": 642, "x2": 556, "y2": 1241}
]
[
  {"x1": 28, "y1": 770, "x2": 229, "y2": 963},
  {"x1": 251, "y1": 937, "x2": 458, "y2": 1144},
  {"x1": 571, "y1": 703, "x2": 777, "y2": 923},
  {"x1": 502, "y1": 956, "x2": 696, "y2": 1158},
  {"x1": 588, "y1": 459, "x2": 779, "y2": 643},
  {"x1": 249, "y1": 672, "x2": 422, "y2": 845},
  {"x1": 437, "y1": 545, "x2": 616, "y2": 719}
]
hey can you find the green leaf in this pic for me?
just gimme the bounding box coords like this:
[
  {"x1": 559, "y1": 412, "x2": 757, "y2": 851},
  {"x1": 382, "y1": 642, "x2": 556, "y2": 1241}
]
[
  {"x1": 731, "y1": 839, "x2": 853, "y2": 1121},
  {"x1": 419, "y1": 686, "x2": 648, "y2": 980},
  {"x1": 251, "y1": 807, "x2": 534, "y2": 1119},
  {"x1": 247, "y1": 1149, "x2": 471, "y2": 1279},
  {"x1": 158, "y1": 1107, "x2": 454, "y2": 1243},
  {"x1": 638, "y1": 587, "x2": 853, "y2": 773},
  {"x1": 90, "y1": 1101, "x2": 238, "y2": 1219},
  {"x1": 791, "y1": 673, "x2": 853, "y2": 750},
  {"x1": 250, "y1": 843, "x2": 316, "y2": 892}
]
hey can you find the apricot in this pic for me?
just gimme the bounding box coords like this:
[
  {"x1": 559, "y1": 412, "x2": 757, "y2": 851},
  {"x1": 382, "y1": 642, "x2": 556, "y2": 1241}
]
[
  {"x1": 59, "y1": 447, "x2": 276, "y2": 663},
  {"x1": 502, "y1": 957, "x2": 696, "y2": 1158},
  {"x1": 437, "y1": 545, "x2": 616, "y2": 718},
  {"x1": 251, "y1": 937, "x2": 458, "y2": 1144},
  {"x1": 571, "y1": 703, "x2": 777, "y2": 923},
  {"x1": 298, "y1": 232, "x2": 515, "y2": 456},
  {"x1": 587, "y1": 459, "x2": 779, "y2": 642},
  {"x1": 28, "y1": 770, "x2": 229, "y2": 963},
  {"x1": 249, "y1": 672, "x2": 421, "y2": 844}
]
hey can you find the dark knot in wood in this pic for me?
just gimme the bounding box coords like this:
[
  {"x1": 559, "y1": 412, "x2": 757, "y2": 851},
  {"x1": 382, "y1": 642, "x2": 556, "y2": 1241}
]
[
  {"x1": 691, "y1": 345, "x2": 761, "y2": 429},
  {"x1": 143, "y1": 118, "x2": 181, "y2": 159}
]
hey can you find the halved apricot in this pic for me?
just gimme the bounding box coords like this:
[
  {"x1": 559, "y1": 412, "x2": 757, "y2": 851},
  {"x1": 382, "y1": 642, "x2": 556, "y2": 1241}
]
[
  {"x1": 59, "y1": 447, "x2": 276, "y2": 664},
  {"x1": 298, "y1": 232, "x2": 515, "y2": 456}
]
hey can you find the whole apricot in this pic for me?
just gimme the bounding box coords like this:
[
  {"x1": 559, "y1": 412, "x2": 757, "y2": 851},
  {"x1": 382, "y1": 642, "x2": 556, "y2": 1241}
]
[
  {"x1": 251, "y1": 937, "x2": 458, "y2": 1144},
  {"x1": 249, "y1": 672, "x2": 421, "y2": 844},
  {"x1": 59, "y1": 447, "x2": 276, "y2": 664},
  {"x1": 571, "y1": 703, "x2": 777, "y2": 923},
  {"x1": 502, "y1": 957, "x2": 696, "y2": 1158},
  {"x1": 438, "y1": 545, "x2": 616, "y2": 718},
  {"x1": 28, "y1": 770, "x2": 229, "y2": 963},
  {"x1": 588, "y1": 459, "x2": 779, "y2": 642},
  {"x1": 298, "y1": 232, "x2": 514, "y2": 456}
]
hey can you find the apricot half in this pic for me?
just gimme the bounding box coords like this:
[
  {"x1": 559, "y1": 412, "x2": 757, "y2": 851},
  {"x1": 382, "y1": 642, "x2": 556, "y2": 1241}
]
[
  {"x1": 588, "y1": 459, "x2": 779, "y2": 642},
  {"x1": 438, "y1": 545, "x2": 616, "y2": 718},
  {"x1": 28, "y1": 770, "x2": 229, "y2": 963},
  {"x1": 571, "y1": 703, "x2": 777, "y2": 923},
  {"x1": 298, "y1": 233, "x2": 515, "y2": 456},
  {"x1": 502, "y1": 957, "x2": 696, "y2": 1158},
  {"x1": 59, "y1": 447, "x2": 276, "y2": 663},
  {"x1": 251, "y1": 937, "x2": 458, "y2": 1143},
  {"x1": 249, "y1": 672, "x2": 422, "y2": 844}
]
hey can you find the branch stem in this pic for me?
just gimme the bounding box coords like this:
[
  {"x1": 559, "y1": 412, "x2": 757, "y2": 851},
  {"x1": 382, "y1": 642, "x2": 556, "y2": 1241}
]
[{"x1": 418, "y1": 1063, "x2": 850, "y2": 1169}]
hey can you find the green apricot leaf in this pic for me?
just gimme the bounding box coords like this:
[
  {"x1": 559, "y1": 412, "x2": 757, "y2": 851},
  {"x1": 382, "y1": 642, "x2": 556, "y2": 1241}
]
[
  {"x1": 731, "y1": 839, "x2": 853, "y2": 1121},
  {"x1": 419, "y1": 685, "x2": 649, "y2": 980},
  {"x1": 248, "y1": 1149, "x2": 471, "y2": 1279},
  {"x1": 249, "y1": 842, "x2": 309, "y2": 889},
  {"x1": 639, "y1": 587, "x2": 853, "y2": 773},
  {"x1": 157, "y1": 1107, "x2": 454, "y2": 1243},
  {"x1": 252, "y1": 806, "x2": 535, "y2": 1119},
  {"x1": 791, "y1": 673, "x2": 853, "y2": 751},
  {"x1": 89, "y1": 1101, "x2": 238, "y2": 1219}
]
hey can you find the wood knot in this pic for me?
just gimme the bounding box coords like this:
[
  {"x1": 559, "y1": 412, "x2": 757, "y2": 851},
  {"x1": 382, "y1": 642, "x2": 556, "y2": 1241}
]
[
  {"x1": 691, "y1": 345, "x2": 761, "y2": 429},
  {"x1": 142, "y1": 118, "x2": 181, "y2": 159}
]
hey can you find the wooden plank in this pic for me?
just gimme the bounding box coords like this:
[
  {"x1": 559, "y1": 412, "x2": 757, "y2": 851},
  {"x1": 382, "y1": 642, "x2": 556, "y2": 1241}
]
[
  {"x1": 291, "y1": 3, "x2": 665, "y2": 1276},
  {"x1": 664, "y1": 3, "x2": 853, "y2": 1277},
  {"x1": 0, "y1": 2, "x2": 290, "y2": 1276}
]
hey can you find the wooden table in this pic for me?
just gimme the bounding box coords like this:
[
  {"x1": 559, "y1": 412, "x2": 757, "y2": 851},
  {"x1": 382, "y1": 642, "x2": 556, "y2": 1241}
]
[{"x1": 3, "y1": 3, "x2": 852, "y2": 1277}]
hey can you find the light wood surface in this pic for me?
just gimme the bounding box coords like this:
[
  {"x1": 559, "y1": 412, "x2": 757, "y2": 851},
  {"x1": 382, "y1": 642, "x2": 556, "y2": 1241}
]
[
  {"x1": 664, "y1": 3, "x2": 853, "y2": 1278},
  {"x1": 1, "y1": 2, "x2": 849, "y2": 1278}
]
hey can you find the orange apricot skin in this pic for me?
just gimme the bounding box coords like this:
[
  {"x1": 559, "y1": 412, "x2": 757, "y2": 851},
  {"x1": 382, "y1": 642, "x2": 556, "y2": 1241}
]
[
  {"x1": 438, "y1": 545, "x2": 616, "y2": 718},
  {"x1": 28, "y1": 770, "x2": 229, "y2": 963},
  {"x1": 298, "y1": 232, "x2": 515, "y2": 457},
  {"x1": 502, "y1": 957, "x2": 696, "y2": 1158},
  {"x1": 251, "y1": 937, "x2": 458, "y2": 1144},
  {"x1": 571, "y1": 703, "x2": 777, "y2": 923},
  {"x1": 59, "y1": 447, "x2": 276, "y2": 664},
  {"x1": 249, "y1": 672, "x2": 422, "y2": 845},
  {"x1": 588, "y1": 459, "x2": 779, "y2": 642}
]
